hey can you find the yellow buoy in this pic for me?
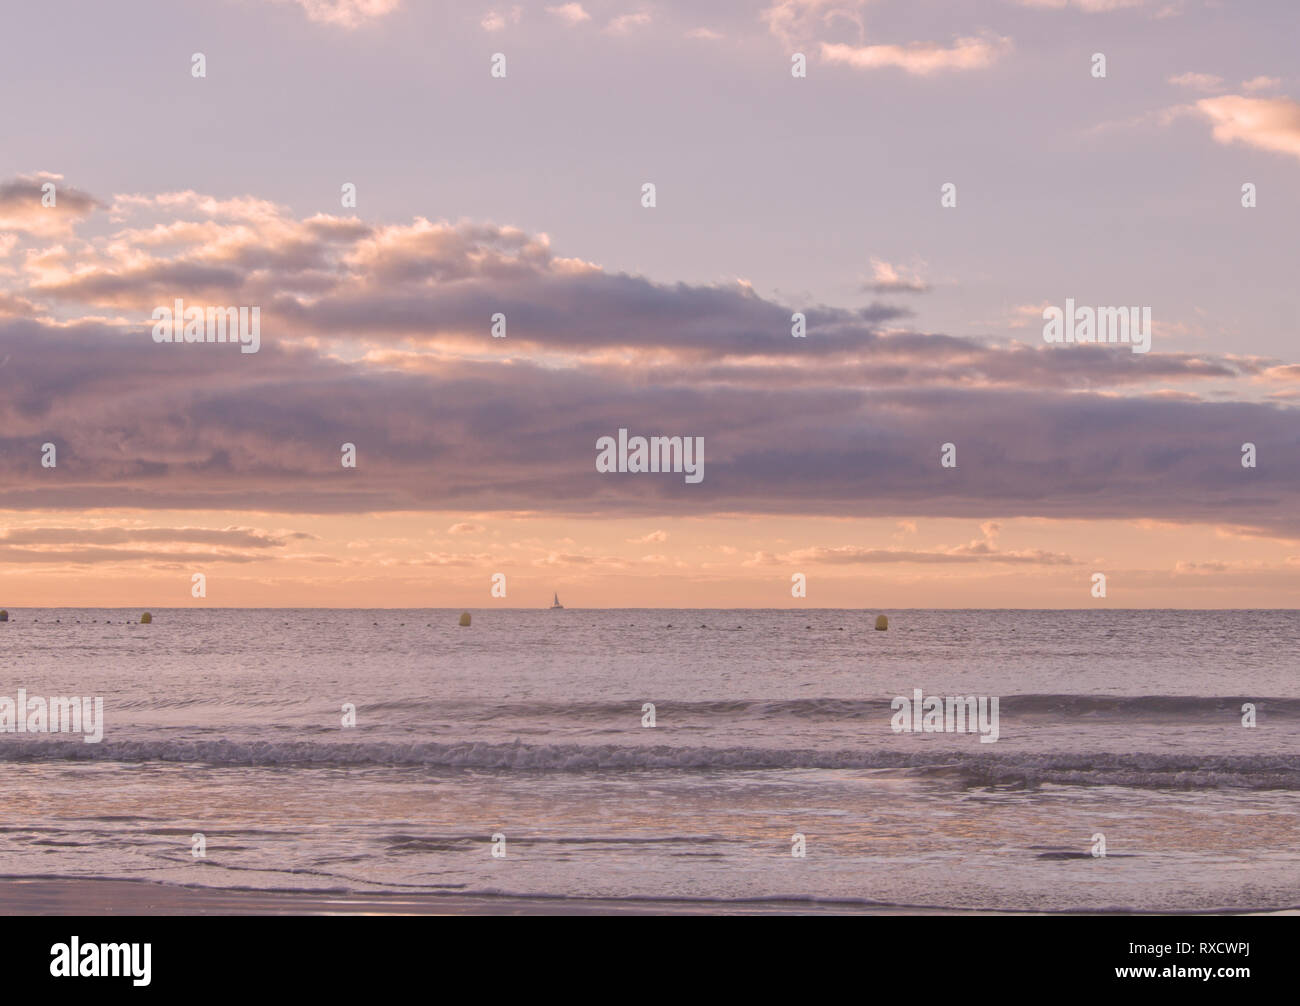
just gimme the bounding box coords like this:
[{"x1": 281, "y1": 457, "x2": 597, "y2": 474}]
[
  {"x1": 0, "y1": 610, "x2": 8, "y2": 622},
  {"x1": 874, "y1": 614, "x2": 888, "y2": 631},
  {"x1": 140, "y1": 612, "x2": 152, "y2": 624},
  {"x1": 458, "y1": 612, "x2": 471, "y2": 626}
]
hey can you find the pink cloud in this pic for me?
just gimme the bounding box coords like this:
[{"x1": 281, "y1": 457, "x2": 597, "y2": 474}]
[
  {"x1": 1194, "y1": 94, "x2": 1300, "y2": 161},
  {"x1": 821, "y1": 33, "x2": 1011, "y2": 75}
]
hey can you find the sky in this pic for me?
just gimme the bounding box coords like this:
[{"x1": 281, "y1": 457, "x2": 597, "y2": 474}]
[{"x1": 1, "y1": 0, "x2": 1298, "y2": 608}]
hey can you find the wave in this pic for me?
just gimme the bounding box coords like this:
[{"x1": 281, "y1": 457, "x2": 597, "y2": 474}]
[
  {"x1": 0, "y1": 738, "x2": 1296, "y2": 788},
  {"x1": 354, "y1": 695, "x2": 1300, "y2": 721},
  {"x1": 134, "y1": 694, "x2": 1292, "y2": 719}
]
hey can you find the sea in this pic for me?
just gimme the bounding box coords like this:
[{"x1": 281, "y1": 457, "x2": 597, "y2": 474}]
[{"x1": 1, "y1": 608, "x2": 1297, "y2": 913}]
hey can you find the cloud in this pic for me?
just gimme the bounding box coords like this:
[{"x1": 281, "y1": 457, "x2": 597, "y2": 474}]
[
  {"x1": 1168, "y1": 72, "x2": 1223, "y2": 92},
  {"x1": 1193, "y1": 94, "x2": 1300, "y2": 161},
  {"x1": 1013, "y1": 0, "x2": 1146, "y2": 10},
  {"x1": 0, "y1": 173, "x2": 102, "y2": 237},
  {"x1": 448, "y1": 522, "x2": 486, "y2": 534},
  {"x1": 546, "y1": 3, "x2": 590, "y2": 24},
  {"x1": 821, "y1": 33, "x2": 1012, "y2": 75},
  {"x1": 419, "y1": 551, "x2": 496, "y2": 566},
  {"x1": 751, "y1": 543, "x2": 1079, "y2": 566},
  {"x1": 628, "y1": 530, "x2": 668, "y2": 543},
  {"x1": 0, "y1": 292, "x2": 41, "y2": 317},
  {"x1": 606, "y1": 12, "x2": 651, "y2": 34},
  {"x1": 533, "y1": 552, "x2": 628, "y2": 567},
  {"x1": 1241, "y1": 76, "x2": 1282, "y2": 93},
  {"x1": 277, "y1": 0, "x2": 403, "y2": 28},
  {"x1": 0, "y1": 526, "x2": 302, "y2": 547},
  {"x1": 863, "y1": 259, "x2": 928, "y2": 294},
  {"x1": 0, "y1": 524, "x2": 313, "y2": 565},
  {"x1": 3, "y1": 310, "x2": 1295, "y2": 535},
  {"x1": 62, "y1": 207, "x2": 1236, "y2": 388},
  {"x1": 1, "y1": 177, "x2": 1298, "y2": 539},
  {"x1": 0, "y1": 180, "x2": 1268, "y2": 410},
  {"x1": 481, "y1": 7, "x2": 521, "y2": 32},
  {"x1": 1261, "y1": 364, "x2": 1300, "y2": 384},
  {"x1": 760, "y1": 520, "x2": 1078, "y2": 566},
  {"x1": 1174, "y1": 560, "x2": 1230, "y2": 574},
  {"x1": 762, "y1": 0, "x2": 867, "y2": 46},
  {"x1": 0, "y1": 546, "x2": 270, "y2": 564}
]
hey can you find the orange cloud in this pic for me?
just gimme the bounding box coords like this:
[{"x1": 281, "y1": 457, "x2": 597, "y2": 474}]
[
  {"x1": 821, "y1": 33, "x2": 1011, "y2": 75},
  {"x1": 1194, "y1": 94, "x2": 1300, "y2": 161}
]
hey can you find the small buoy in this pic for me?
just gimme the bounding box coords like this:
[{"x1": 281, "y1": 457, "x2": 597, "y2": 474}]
[
  {"x1": 140, "y1": 612, "x2": 152, "y2": 624},
  {"x1": 875, "y1": 614, "x2": 888, "y2": 631},
  {"x1": 0, "y1": 610, "x2": 8, "y2": 622},
  {"x1": 459, "y1": 612, "x2": 471, "y2": 626}
]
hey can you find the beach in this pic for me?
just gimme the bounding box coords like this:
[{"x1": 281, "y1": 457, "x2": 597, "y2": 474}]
[
  {"x1": 2, "y1": 608, "x2": 1298, "y2": 915},
  {"x1": 0, "y1": 877, "x2": 1003, "y2": 915}
]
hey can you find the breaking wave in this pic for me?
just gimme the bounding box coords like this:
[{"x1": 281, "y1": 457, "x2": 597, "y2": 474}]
[{"x1": 0, "y1": 738, "x2": 1295, "y2": 789}]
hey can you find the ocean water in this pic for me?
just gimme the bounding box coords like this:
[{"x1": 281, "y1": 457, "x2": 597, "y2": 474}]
[{"x1": 1, "y1": 608, "x2": 1297, "y2": 913}]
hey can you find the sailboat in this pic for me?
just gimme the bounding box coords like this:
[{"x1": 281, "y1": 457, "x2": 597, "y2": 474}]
[{"x1": 550, "y1": 592, "x2": 564, "y2": 610}]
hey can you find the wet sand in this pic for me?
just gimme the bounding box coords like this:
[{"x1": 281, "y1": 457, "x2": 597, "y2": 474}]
[
  {"x1": 5, "y1": 877, "x2": 1295, "y2": 916},
  {"x1": 1, "y1": 877, "x2": 1004, "y2": 915}
]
